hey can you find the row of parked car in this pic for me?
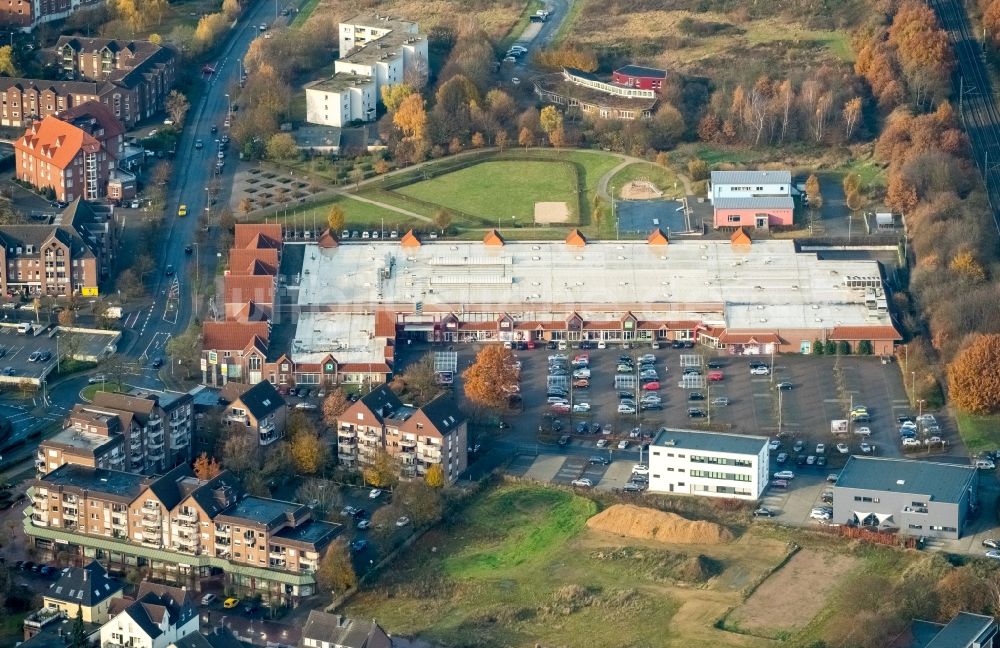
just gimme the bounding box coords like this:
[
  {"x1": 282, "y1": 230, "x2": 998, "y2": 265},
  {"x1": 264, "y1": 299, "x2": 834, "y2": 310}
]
[{"x1": 14, "y1": 560, "x2": 63, "y2": 578}]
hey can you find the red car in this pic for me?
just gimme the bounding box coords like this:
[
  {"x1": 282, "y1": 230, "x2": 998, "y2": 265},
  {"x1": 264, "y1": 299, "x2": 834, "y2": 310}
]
[
  {"x1": 550, "y1": 403, "x2": 570, "y2": 413},
  {"x1": 642, "y1": 381, "x2": 660, "y2": 390},
  {"x1": 708, "y1": 370, "x2": 724, "y2": 381}
]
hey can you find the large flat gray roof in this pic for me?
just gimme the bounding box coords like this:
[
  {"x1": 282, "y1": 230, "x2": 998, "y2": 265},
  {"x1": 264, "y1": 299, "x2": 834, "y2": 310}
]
[
  {"x1": 835, "y1": 457, "x2": 977, "y2": 503},
  {"x1": 39, "y1": 464, "x2": 148, "y2": 500},
  {"x1": 925, "y1": 612, "x2": 996, "y2": 648},
  {"x1": 710, "y1": 170, "x2": 792, "y2": 185},
  {"x1": 652, "y1": 428, "x2": 768, "y2": 456}
]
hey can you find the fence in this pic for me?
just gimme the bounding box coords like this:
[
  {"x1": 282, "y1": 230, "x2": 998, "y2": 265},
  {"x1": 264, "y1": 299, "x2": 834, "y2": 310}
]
[{"x1": 814, "y1": 523, "x2": 917, "y2": 549}]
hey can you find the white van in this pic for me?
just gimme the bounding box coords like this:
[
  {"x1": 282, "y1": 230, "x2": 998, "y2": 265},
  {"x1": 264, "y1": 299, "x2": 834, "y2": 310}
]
[
  {"x1": 557, "y1": 340, "x2": 567, "y2": 350},
  {"x1": 17, "y1": 322, "x2": 32, "y2": 334}
]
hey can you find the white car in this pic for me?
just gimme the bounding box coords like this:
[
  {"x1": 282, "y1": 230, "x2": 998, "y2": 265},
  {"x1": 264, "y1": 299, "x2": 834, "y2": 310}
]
[
  {"x1": 357, "y1": 519, "x2": 371, "y2": 530},
  {"x1": 617, "y1": 440, "x2": 629, "y2": 450},
  {"x1": 810, "y1": 508, "x2": 832, "y2": 520},
  {"x1": 836, "y1": 443, "x2": 850, "y2": 454},
  {"x1": 368, "y1": 488, "x2": 382, "y2": 499},
  {"x1": 927, "y1": 436, "x2": 944, "y2": 445},
  {"x1": 773, "y1": 470, "x2": 795, "y2": 480},
  {"x1": 200, "y1": 593, "x2": 217, "y2": 606},
  {"x1": 854, "y1": 426, "x2": 872, "y2": 436},
  {"x1": 902, "y1": 437, "x2": 921, "y2": 447},
  {"x1": 596, "y1": 439, "x2": 608, "y2": 448},
  {"x1": 617, "y1": 403, "x2": 636, "y2": 414},
  {"x1": 572, "y1": 368, "x2": 591, "y2": 378},
  {"x1": 750, "y1": 365, "x2": 770, "y2": 375},
  {"x1": 860, "y1": 442, "x2": 873, "y2": 454},
  {"x1": 815, "y1": 443, "x2": 825, "y2": 454},
  {"x1": 768, "y1": 439, "x2": 780, "y2": 451},
  {"x1": 294, "y1": 402, "x2": 317, "y2": 410},
  {"x1": 395, "y1": 516, "x2": 411, "y2": 527},
  {"x1": 87, "y1": 374, "x2": 107, "y2": 384},
  {"x1": 571, "y1": 478, "x2": 593, "y2": 488},
  {"x1": 572, "y1": 402, "x2": 591, "y2": 413},
  {"x1": 632, "y1": 464, "x2": 649, "y2": 475}
]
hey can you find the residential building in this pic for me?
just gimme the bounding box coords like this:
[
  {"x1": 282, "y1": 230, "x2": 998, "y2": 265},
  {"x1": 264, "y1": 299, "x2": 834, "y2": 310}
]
[
  {"x1": 54, "y1": 37, "x2": 176, "y2": 125},
  {"x1": 0, "y1": 77, "x2": 102, "y2": 127},
  {"x1": 20, "y1": 609, "x2": 101, "y2": 647},
  {"x1": 831, "y1": 456, "x2": 979, "y2": 540},
  {"x1": 533, "y1": 68, "x2": 659, "y2": 120},
  {"x1": 223, "y1": 379, "x2": 287, "y2": 446},
  {"x1": 201, "y1": 321, "x2": 271, "y2": 387},
  {"x1": 302, "y1": 15, "x2": 424, "y2": 129},
  {"x1": 223, "y1": 274, "x2": 276, "y2": 321},
  {"x1": 304, "y1": 73, "x2": 376, "y2": 127},
  {"x1": 708, "y1": 170, "x2": 795, "y2": 230},
  {"x1": 909, "y1": 611, "x2": 998, "y2": 648},
  {"x1": 0, "y1": 0, "x2": 105, "y2": 32},
  {"x1": 100, "y1": 581, "x2": 197, "y2": 648},
  {"x1": 37, "y1": 405, "x2": 128, "y2": 475},
  {"x1": 647, "y1": 428, "x2": 769, "y2": 500},
  {"x1": 336, "y1": 387, "x2": 468, "y2": 483},
  {"x1": 166, "y1": 627, "x2": 244, "y2": 648},
  {"x1": 41, "y1": 560, "x2": 124, "y2": 623},
  {"x1": 300, "y1": 610, "x2": 393, "y2": 648},
  {"x1": 92, "y1": 390, "x2": 194, "y2": 472},
  {"x1": 611, "y1": 65, "x2": 667, "y2": 91},
  {"x1": 0, "y1": 197, "x2": 111, "y2": 296},
  {"x1": 25, "y1": 464, "x2": 341, "y2": 605},
  {"x1": 14, "y1": 114, "x2": 118, "y2": 202}
]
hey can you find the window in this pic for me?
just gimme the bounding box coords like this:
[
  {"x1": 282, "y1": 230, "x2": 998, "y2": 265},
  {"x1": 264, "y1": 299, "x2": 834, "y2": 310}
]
[
  {"x1": 728, "y1": 215, "x2": 741, "y2": 223},
  {"x1": 677, "y1": 482, "x2": 685, "y2": 487},
  {"x1": 908, "y1": 524, "x2": 923, "y2": 530}
]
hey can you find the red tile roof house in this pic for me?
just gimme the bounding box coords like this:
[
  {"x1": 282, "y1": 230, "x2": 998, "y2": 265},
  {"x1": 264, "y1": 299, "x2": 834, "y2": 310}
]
[{"x1": 709, "y1": 170, "x2": 795, "y2": 230}]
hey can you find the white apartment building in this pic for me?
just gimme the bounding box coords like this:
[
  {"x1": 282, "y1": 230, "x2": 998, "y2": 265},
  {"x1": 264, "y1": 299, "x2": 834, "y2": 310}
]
[
  {"x1": 709, "y1": 170, "x2": 792, "y2": 203},
  {"x1": 338, "y1": 14, "x2": 419, "y2": 57},
  {"x1": 648, "y1": 428, "x2": 770, "y2": 500},
  {"x1": 304, "y1": 73, "x2": 376, "y2": 127},
  {"x1": 334, "y1": 15, "x2": 427, "y2": 96}
]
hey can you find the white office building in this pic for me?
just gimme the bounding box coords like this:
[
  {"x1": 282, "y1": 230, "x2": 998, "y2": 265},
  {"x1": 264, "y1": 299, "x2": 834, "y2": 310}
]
[
  {"x1": 304, "y1": 73, "x2": 376, "y2": 127},
  {"x1": 648, "y1": 428, "x2": 770, "y2": 500}
]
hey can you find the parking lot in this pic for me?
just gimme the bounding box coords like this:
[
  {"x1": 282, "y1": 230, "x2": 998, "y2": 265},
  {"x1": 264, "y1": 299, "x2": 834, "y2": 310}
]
[{"x1": 0, "y1": 325, "x2": 118, "y2": 385}]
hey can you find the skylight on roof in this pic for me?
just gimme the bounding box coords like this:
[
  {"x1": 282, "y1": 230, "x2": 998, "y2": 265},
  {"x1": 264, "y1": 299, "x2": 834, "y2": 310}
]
[{"x1": 263, "y1": 398, "x2": 271, "y2": 406}]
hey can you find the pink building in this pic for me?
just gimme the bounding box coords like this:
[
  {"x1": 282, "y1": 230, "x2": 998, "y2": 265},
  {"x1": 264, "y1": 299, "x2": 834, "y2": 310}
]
[
  {"x1": 712, "y1": 199, "x2": 795, "y2": 229},
  {"x1": 710, "y1": 170, "x2": 795, "y2": 230}
]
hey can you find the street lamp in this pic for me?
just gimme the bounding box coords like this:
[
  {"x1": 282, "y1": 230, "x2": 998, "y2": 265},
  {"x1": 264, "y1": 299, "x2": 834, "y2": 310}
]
[
  {"x1": 224, "y1": 93, "x2": 231, "y2": 122},
  {"x1": 911, "y1": 371, "x2": 916, "y2": 405}
]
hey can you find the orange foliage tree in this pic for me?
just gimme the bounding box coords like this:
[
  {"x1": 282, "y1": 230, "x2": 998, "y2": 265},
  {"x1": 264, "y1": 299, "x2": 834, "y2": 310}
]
[
  {"x1": 948, "y1": 334, "x2": 1000, "y2": 413},
  {"x1": 462, "y1": 345, "x2": 519, "y2": 411}
]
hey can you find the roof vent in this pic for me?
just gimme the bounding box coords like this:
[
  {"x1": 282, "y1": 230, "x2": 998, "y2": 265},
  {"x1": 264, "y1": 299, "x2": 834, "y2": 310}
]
[{"x1": 896, "y1": 479, "x2": 905, "y2": 485}]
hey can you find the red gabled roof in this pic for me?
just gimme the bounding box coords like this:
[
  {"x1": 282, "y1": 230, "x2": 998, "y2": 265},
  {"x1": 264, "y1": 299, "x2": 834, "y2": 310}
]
[
  {"x1": 223, "y1": 275, "x2": 274, "y2": 305},
  {"x1": 14, "y1": 115, "x2": 97, "y2": 170},
  {"x1": 231, "y1": 301, "x2": 269, "y2": 323},
  {"x1": 718, "y1": 331, "x2": 783, "y2": 344},
  {"x1": 400, "y1": 229, "x2": 421, "y2": 248},
  {"x1": 234, "y1": 224, "x2": 282, "y2": 249},
  {"x1": 317, "y1": 229, "x2": 339, "y2": 248},
  {"x1": 829, "y1": 325, "x2": 902, "y2": 341},
  {"x1": 374, "y1": 310, "x2": 397, "y2": 338},
  {"x1": 483, "y1": 229, "x2": 505, "y2": 246},
  {"x1": 202, "y1": 322, "x2": 270, "y2": 351},
  {"x1": 730, "y1": 227, "x2": 752, "y2": 247},
  {"x1": 227, "y1": 249, "x2": 279, "y2": 275},
  {"x1": 647, "y1": 229, "x2": 669, "y2": 246},
  {"x1": 565, "y1": 229, "x2": 587, "y2": 247}
]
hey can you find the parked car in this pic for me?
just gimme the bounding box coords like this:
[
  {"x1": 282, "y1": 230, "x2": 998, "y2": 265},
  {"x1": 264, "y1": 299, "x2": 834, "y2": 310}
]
[
  {"x1": 776, "y1": 381, "x2": 794, "y2": 390},
  {"x1": 396, "y1": 516, "x2": 411, "y2": 527},
  {"x1": 201, "y1": 593, "x2": 218, "y2": 606},
  {"x1": 589, "y1": 455, "x2": 610, "y2": 465},
  {"x1": 617, "y1": 403, "x2": 636, "y2": 414},
  {"x1": 350, "y1": 539, "x2": 368, "y2": 552},
  {"x1": 793, "y1": 440, "x2": 805, "y2": 453},
  {"x1": 223, "y1": 597, "x2": 240, "y2": 609},
  {"x1": 768, "y1": 439, "x2": 781, "y2": 451},
  {"x1": 750, "y1": 365, "x2": 770, "y2": 375},
  {"x1": 369, "y1": 488, "x2": 383, "y2": 499},
  {"x1": 617, "y1": 439, "x2": 629, "y2": 450},
  {"x1": 984, "y1": 539, "x2": 1000, "y2": 549},
  {"x1": 642, "y1": 381, "x2": 660, "y2": 391},
  {"x1": 776, "y1": 452, "x2": 788, "y2": 463},
  {"x1": 711, "y1": 397, "x2": 730, "y2": 407},
  {"x1": 773, "y1": 470, "x2": 795, "y2": 480},
  {"x1": 571, "y1": 478, "x2": 593, "y2": 488},
  {"x1": 632, "y1": 464, "x2": 649, "y2": 475},
  {"x1": 688, "y1": 392, "x2": 705, "y2": 401},
  {"x1": 753, "y1": 507, "x2": 775, "y2": 518},
  {"x1": 687, "y1": 408, "x2": 705, "y2": 418},
  {"x1": 860, "y1": 442, "x2": 873, "y2": 454}
]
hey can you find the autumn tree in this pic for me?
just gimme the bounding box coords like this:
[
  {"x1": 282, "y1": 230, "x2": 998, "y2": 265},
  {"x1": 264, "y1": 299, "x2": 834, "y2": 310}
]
[
  {"x1": 222, "y1": 0, "x2": 241, "y2": 19},
  {"x1": 322, "y1": 388, "x2": 350, "y2": 426},
  {"x1": 393, "y1": 93, "x2": 428, "y2": 140},
  {"x1": 886, "y1": 173, "x2": 919, "y2": 213},
  {"x1": 949, "y1": 250, "x2": 987, "y2": 283},
  {"x1": 463, "y1": 344, "x2": 519, "y2": 411},
  {"x1": 804, "y1": 174, "x2": 823, "y2": 212},
  {"x1": 495, "y1": 130, "x2": 509, "y2": 151},
  {"x1": 843, "y1": 96, "x2": 862, "y2": 140},
  {"x1": 193, "y1": 452, "x2": 222, "y2": 479},
  {"x1": 948, "y1": 334, "x2": 1000, "y2": 413},
  {"x1": 432, "y1": 209, "x2": 452, "y2": 233},
  {"x1": 395, "y1": 479, "x2": 444, "y2": 527},
  {"x1": 539, "y1": 106, "x2": 563, "y2": 137},
  {"x1": 220, "y1": 432, "x2": 258, "y2": 478},
  {"x1": 0, "y1": 46, "x2": 19, "y2": 76},
  {"x1": 326, "y1": 205, "x2": 345, "y2": 232},
  {"x1": 533, "y1": 46, "x2": 598, "y2": 72},
  {"x1": 266, "y1": 133, "x2": 298, "y2": 161},
  {"x1": 315, "y1": 539, "x2": 357, "y2": 593},
  {"x1": 470, "y1": 132, "x2": 485, "y2": 148},
  {"x1": 687, "y1": 158, "x2": 709, "y2": 182},
  {"x1": 423, "y1": 463, "x2": 445, "y2": 488},
  {"x1": 518, "y1": 127, "x2": 534, "y2": 149},
  {"x1": 288, "y1": 413, "x2": 329, "y2": 475},
  {"x1": 165, "y1": 90, "x2": 190, "y2": 125},
  {"x1": 362, "y1": 449, "x2": 398, "y2": 488},
  {"x1": 296, "y1": 478, "x2": 341, "y2": 518},
  {"x1": 57, "y1": 309, "x2": 76, "y2": 328},
  {"x1": 382, "y1": 84, "x2": 415, "y2": 112}
]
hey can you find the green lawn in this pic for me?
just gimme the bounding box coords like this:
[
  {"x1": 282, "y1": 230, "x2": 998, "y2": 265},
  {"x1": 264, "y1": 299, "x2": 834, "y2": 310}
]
[
  {"x1": 79, "y1": 382, "x2": 125, "y2": 402},
  {"x1": 290, "y1": 0, "x2": 321, "y2": 27},
  {"x1": 395, "y1": 160, "x2": 580, "y2": 223},
  {"x1": 345, "y1": 485, "x2": 683, "y2": 648},
  {"x1": 608, "y1": 162, "x2": 682, "y2": 199},
  {"x1": 956, "y1": 412, "x2": 1000, "y2": 455},
  {"x1": 263, "y1": 195, "x2": 425, "y2": 231}
]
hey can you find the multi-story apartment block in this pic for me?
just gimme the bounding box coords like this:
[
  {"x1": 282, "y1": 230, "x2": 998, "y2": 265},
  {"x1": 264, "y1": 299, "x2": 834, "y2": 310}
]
[
  {"x1": 0, "y1": 198, "x2": 112, "y2": 297},
  {"x1": 0, "y1": 0, "x2": 105, "y2": 32},
  {"x1": 648, "y1": 428, "x2": 770, "y2": 500},
  {"x1": 14, "y1": 114, "x2": 117, "y2": 202},
  {"x1": 223, "y1": 379, "x2": 287, "y2": 446},
  {"x1": 304, "y1": 73, "x2": 376, "y2": 128},
  {"x1": 0, "y1": 78, "x2": 102, "y2": 127},
  {"x1": 92, "y1": 390, "x2": 194, "y2": 473},
  {"x1": 100, "y1": 581, "x2": 198, "y2": 648},
  {"x1": 37, "y1": 405, "x2": 128, "y2": 475},
  {"x1": 41, "y1": 560, "x2": 124, "y2": 623},
  {"x1": 26, "y1": 464, "x2": 341, "y2": 605},
  {"x1": 55, "y1": 37, "x2": 176, "y2": 125},
  {"x1": 336, "y1": 386, "x2": 467, "y2": 483}
]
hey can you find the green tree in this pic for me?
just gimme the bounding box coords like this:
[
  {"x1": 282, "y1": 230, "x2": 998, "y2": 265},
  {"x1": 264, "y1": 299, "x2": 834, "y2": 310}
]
[
  {"x1": 380, "y1": 83, "x2": 415, "y2": 112},
  {"x1": 812, "y1": 339, "x2": 825, "y2": 355},
  {"x1": 836, "y1": 341, "x2": 851, "y2": 355},
  {"x1": 824, "y1": 340, "x2": 837, "y2": 355},
  {"x1": 69, "y1": 608, "x2": 87, "y2": 648},
  {"x1": 166, "y1": 325, "x2": 201, "y2": 379},
  {"x1": 0, "y1": 45, "x2": 19, "y2": 76},
  {"x1": 316, "y1": 539, "x2": 357, "y2": 593},
  {"x1": 266, "y1": 133, "x2": 299, "y2": 161},
  {"x1": 432, "y1": 209, "x2": 452, "y2": 233},
  {"x1": 858, "y1": 340, "x2": 873, "y2": 355}
]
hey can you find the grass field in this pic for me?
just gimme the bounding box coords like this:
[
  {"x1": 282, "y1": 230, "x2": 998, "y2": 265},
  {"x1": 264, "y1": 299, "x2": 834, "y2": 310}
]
[
  {"x1": 79, "y1": 382, "x2": 125, "y2": 402},
  {"x1": 345, "y1": 484, "x2": 799, "y2": 648},
  {"x1": 264, "y1": 195, "x2": 425, "y2": 231},
  {"x1": 395, "y1": 160, "x2": 580, "y2": 223},
  {"x1": 305, "y1": 0, "x2": 524, "y2": 40},
  {"x1": 956, "y1": 412, "x2": 1000, "y2": 455},
  {"x1": 608, "y1": 162, "x2": 682, "y2": 199}
]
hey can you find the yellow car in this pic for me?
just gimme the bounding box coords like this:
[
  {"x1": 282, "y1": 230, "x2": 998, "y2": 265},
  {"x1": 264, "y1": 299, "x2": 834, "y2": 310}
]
[
  {"x1": 178, "y1": 204, "x2": 188, "y2": 217},
  {"x1": 223, "y1": 597, "x2": 239, "y2": 609}
]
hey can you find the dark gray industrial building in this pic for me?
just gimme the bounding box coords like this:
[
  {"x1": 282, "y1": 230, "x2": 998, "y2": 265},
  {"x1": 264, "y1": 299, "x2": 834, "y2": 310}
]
[{"x1": 832, "y1": 457, "x2": 978, "y2": 540}]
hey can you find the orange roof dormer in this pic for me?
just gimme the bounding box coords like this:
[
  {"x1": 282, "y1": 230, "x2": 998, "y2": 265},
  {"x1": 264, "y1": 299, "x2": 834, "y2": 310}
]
[
  {"x1": 647, "y1": 228, "x2": 669, "y2": 246},
  {"x1": 400, "y1": 229, "x2": 421, "y2": 248},
  {"x1": 730, "y1": 227, "x2": 752, "y2": 248},
  {"x1": 483, "y1": 229, "x2": 505, "y2": 246},
  {"x1": 565, "y1": 228, "x2": 587, "y2": 247},
  {"x1": 317, "y1": 228, "x2": 339, "y2": 249}
]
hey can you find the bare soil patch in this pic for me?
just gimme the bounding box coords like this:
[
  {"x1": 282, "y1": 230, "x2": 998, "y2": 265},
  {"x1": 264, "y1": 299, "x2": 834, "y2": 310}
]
[
  {"x1": 727, "y1": 549, "x2": 859, "y2": 636},
  {"x1": 587, "y1": 504, "x2": 734, "y2": 545},
  {"x1": 534, "y1": 201, "x2": 571, "y2": 224},
  {"x1": 621, "y1": 179, "x2": 664, "y2": 200}
]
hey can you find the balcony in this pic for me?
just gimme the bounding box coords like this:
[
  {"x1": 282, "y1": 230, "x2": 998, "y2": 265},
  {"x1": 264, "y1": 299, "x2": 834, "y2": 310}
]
[
  {"x1": 225, "y1": 414, "x2": 249, "y2": 426},
  {"x1": 400, "y1": 439, "x2": 417, "y2": 450},
  {"x1": 112, "y1": 516, "x2": 127, "y2": 527},
  {"x1": 215, "y1": 546, "x2": 231, "y2": 558},
  {"x1": 337, "y1": 437, "x2": 356, "y2": 448},
  {"x1": 130, "y1": 438, "x2": 142, "y2": 450},
  {"x1": 31, "y1": 514, "x2": 48, "y2": 526},
  {"x1": 338, "y1": 427, "x2": 357, "y2": 439},
  {"x1": 147, "y1": 435, "x2": 164, "y2": 450},
  {"x1": 176, "y1": 510, "x2": 197, "y2": 523},
  {"x1": 142, "y1": 501, "x2": 159, "y2": 512},
  {"x1": 62, "y1": 509, "x2": 78, "y2": 520},
  {"x1": 141, "y1": 517, "x2": 161, "y2": 529},
  {"x1": 35, "y1": 460, "x2": 47, "y2": 472},
  {"x1": 147, "y1": 449, "x2": 165, "y2": 462}
]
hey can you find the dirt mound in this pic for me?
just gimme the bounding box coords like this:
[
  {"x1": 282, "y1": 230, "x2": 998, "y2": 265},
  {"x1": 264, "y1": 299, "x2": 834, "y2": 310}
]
[
  {"x1": 586, "y1": 504, "x2": 733, "y2": 545},
  {"x1": 674, "y1": 555, "x2": 722, "y2": 583}
]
